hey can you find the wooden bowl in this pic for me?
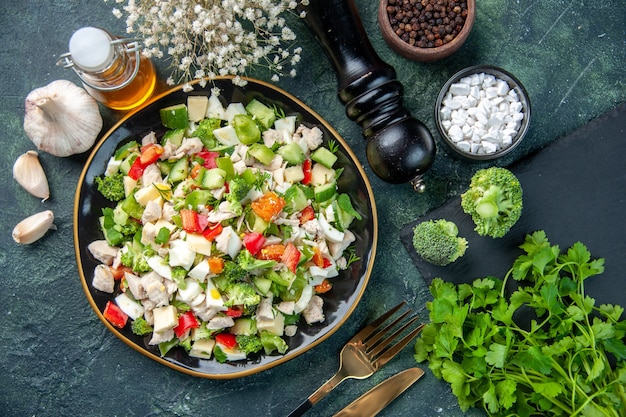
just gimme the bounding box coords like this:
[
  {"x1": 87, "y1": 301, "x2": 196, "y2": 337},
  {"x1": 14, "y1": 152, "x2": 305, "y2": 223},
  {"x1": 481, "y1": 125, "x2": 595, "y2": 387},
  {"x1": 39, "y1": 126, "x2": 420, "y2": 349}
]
[{"x1": 378, "y1": 0, "x2": 476, "y2": 63}]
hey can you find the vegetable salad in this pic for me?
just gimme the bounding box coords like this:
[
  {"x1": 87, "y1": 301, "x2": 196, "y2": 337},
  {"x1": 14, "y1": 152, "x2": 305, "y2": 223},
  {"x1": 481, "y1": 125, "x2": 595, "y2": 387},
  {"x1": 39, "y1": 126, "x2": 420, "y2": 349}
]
[{"x1": 88, "y1": 93, "x2": 362, "y2": 363}]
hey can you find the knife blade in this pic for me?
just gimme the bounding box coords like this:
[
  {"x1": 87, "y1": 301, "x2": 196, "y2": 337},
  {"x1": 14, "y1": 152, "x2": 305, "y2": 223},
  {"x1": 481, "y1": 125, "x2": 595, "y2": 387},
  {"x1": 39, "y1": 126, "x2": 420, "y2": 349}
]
[{"x1": 332, "y1": 367, "x2": 425, "y2": 417}]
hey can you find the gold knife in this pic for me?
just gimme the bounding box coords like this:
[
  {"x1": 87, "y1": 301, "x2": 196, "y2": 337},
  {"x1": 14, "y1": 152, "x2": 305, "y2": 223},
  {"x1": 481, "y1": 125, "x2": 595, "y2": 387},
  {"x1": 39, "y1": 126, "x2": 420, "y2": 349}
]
[{"x1": 332, "y1": 368, "x2": 425, "y2": 417}]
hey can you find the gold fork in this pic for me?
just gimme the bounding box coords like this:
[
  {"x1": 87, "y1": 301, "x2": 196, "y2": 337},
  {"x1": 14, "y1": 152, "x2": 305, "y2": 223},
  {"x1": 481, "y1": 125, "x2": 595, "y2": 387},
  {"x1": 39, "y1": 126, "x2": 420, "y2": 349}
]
[{"x1": 287, "y1": 301, "x2": 425, "y2": 417}]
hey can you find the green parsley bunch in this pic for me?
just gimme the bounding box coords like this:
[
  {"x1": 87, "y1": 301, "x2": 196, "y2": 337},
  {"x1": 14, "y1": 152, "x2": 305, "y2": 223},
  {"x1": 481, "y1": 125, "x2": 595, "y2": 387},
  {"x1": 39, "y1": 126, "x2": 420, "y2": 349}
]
[{"x1": 414, "y1": 231, "x2": 626, "y2": 416}]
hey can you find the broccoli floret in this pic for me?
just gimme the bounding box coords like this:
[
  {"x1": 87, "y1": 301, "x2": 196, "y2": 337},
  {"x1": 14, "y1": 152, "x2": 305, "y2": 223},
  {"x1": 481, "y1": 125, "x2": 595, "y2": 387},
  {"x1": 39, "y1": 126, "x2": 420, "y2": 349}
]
[
  {"x1": 120, "y1": 241, "x2": 152, "y2": 273},
  {"x1": 236, "y1": 334, "x2": 263, "y2": 355},
  {"x1": 221, "y1": 260, "x2": 247, "y2": 284},
  {"x1": 131, "y1": 317, "x2": 153, "y2": 336},
  {"x1": 225, "y1": 177, "x2": 253, "y2": 215},
  {"x1": 236, "y1": 249, "x2": 277, "y2": 272},
  {"x1": 95, "y1": 172, "x2": 126, "y2": 201},
  {"x1": 224, "y1": 282, "x2": 261, "y2": 308},
  {"x1": 460, "y1": 167, "x2": 523, "y2": 238},
  {"x1": 194, "y1": 118, "x2": 222, "y2": 148},
  {"x1": 412, "y1": 219, "x2": 468, "y2": 266}
]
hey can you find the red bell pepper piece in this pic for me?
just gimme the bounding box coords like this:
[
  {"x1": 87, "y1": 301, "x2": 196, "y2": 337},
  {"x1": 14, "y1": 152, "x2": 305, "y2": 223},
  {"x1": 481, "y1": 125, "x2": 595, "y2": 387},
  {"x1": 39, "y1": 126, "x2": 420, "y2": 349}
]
[
  {"x1": 243, "y1": 232, "x2": 265, "y2": 256},
  {"x1": 299, "y1": 205, "x2": 316, "y2": 224},
  {"x1": 202, "y1": 223, "x2": 223, "y2": 241},
  {"x1": 180, "y1": 209, "x2": 201, "y2": 233},
  {"x1": 302, "y1": 159, "x2": 312, "y2": 185},
  {"x1": 103, "y1": 301, "x2": 128, "y2": 329},
  {"x1": 215, "y1": 332, "x2": 237, "y2": 349},
  {"x1": 128, "y1": 143, "x2": 164, "y2": 180},
  {"x1": 314, "y1": 279, "x2": 333, "y2": 294},
  {"x1": 282, "y1": 242, "x2": 301, "y2": 274},
  {"x1": 173, "y1": 311, "x2": 200, "y2": 338}
]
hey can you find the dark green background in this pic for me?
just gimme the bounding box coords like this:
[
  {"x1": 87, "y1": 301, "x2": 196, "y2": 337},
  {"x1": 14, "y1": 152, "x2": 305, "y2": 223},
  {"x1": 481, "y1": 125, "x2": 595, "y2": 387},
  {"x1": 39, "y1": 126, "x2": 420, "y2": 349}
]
[{"x1": 1, "y1": 1, "x2": 624, "y2": 416}]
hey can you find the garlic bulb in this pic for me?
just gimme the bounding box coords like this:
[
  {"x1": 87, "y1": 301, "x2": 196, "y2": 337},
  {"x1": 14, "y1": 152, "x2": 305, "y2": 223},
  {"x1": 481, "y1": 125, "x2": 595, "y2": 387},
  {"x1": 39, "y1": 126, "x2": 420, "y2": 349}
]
[
  {"x1": 13, "y1": 150, "x2": 50, "y2": 201},
  {"x1": 23, "y1": 80, "x2": 103, "y2": 157},
  {"x1": 12, "y1": 210, "x2": 56, "y2": 244}
]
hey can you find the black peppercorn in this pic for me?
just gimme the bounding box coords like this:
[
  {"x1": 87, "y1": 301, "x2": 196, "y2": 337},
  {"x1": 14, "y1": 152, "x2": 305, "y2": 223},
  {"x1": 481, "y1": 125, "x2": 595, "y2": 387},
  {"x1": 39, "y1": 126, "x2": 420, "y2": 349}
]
[{"x1": 386, "y1": 0, "x2": 468, "y2": 48}]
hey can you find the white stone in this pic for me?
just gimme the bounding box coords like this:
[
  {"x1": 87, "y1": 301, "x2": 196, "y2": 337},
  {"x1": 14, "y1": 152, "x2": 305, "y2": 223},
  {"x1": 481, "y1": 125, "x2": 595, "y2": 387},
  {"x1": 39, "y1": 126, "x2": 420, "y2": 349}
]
[
  {"x1": 449, "y1": 82, "x2": 471, "y2": 96},
  {"x1": 448, "y1": 125, "x2": 464, "y2": 142}
]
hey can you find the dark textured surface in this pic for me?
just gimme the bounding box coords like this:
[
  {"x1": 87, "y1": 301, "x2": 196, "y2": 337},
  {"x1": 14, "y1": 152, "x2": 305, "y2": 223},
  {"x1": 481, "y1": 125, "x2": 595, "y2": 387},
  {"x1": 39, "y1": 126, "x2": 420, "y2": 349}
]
[{"x1": 1, "y1": 1, "x2": 625, "y2": 416}]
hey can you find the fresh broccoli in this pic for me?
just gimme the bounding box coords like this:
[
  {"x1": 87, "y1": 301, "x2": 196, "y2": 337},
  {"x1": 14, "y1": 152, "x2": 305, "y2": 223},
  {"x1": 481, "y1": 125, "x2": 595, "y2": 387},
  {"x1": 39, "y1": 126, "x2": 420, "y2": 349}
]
[
  {"x1": 222, "y1": 260, "x2": 247, "y2": 283},
  {"x1": 224, "y1": 282, "x2": 261, "y2": 308},
  {"x1": 236, "y1": 249, "x2": 277, "y2": 272},
  {"x1": 460, "y1": 167, "x2": 523, "y2": 238},
  {"x1": 131, "y1": 316, "x2": 153, "y2": 336},
  {"x1": 194, "y1": 118, "x2": 222, "y2": 149},
  {"x1": 95, "y1": 172, "x2": 126, "y2": 201},
  {"x1": 120, "y1": 240, "x2": 152, "y2": 273},
  {"x1": 225, "y1": 177, "x2": 253, "y2": 215},
  {"x1": 412, "y1": 219, "x2": 468, "y2": 266},
  {"x1": 236, "y1": 334, "x2": 263, "y2": 355}
]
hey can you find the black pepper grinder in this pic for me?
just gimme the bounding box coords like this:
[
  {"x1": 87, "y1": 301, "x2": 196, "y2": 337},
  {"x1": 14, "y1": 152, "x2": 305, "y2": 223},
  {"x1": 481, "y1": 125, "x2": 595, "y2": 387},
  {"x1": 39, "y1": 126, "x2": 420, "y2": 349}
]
[{"x1": 299, "y1": 0, "x2": 436, "y2": 192}]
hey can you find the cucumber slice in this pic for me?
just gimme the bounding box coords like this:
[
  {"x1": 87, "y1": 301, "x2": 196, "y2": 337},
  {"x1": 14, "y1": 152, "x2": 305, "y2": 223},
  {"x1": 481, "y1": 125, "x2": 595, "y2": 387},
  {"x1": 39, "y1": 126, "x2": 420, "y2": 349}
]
[
  {"x1": 314, "y1": 181, "x2": 337, "y2": 203},
  {"x1": 215, "y1": 157, "x2": 235, "y2": 180},
  {"x1": 202, "y1": 168, "x2": 227, "y2": 189},
  {"x1": 162, "y1": 128, "x2": 185, "y2": 147},
  {"x1": 283, "y1": 184, "x2": 308, "y2": 213},
  {"x1": 246, "y1": 99, "x2": 276, "y2": 130},
  {"x1": 277, "y1": 143, "x2": 305, "y2": 166},
  {"x1": 248, "y1": 143, "x2": 275, "y2": 166},
  {"x1": 160, "y1": 104, "x2": 189, "y2": 129},
  {"x1": 233, "y1": 113, "x2": 261, "y2": 145},
  {"x1": 253, "y1": 277, "x2": 273, "y2": 296},
  {"x1": 311, "y1": 147, "x2": 338, "y2": 168},
  {"x1": 169, "y1": 157, "x2": 189, "y2": 183}
]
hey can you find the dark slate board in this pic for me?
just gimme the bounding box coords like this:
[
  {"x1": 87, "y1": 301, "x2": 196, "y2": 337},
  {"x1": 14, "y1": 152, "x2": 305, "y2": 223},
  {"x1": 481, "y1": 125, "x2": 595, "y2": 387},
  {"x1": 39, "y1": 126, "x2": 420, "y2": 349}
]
[{"x1": 400, "y1": 102, "x2": 626, "y2": 308}]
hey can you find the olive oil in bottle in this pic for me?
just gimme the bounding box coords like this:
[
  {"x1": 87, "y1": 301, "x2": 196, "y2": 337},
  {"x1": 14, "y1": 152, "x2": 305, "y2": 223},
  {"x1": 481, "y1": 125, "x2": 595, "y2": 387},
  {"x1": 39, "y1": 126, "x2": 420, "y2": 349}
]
[{"x1": 58, "y1": 27, "x2": 156, "y2": 111}]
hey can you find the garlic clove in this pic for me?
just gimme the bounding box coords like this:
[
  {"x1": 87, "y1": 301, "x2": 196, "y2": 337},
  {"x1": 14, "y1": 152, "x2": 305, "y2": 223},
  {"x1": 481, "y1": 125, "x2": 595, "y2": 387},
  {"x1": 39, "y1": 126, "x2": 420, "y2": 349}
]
[
  {"x1": 23, "y1": 80, "x2": 103, "y2": 157},
  {"x1": 12, "y1": 210, "x2": 57, "y2": 244},
  {"x1": 13, "y1": 150, "x2": 50, "y2": 201}
]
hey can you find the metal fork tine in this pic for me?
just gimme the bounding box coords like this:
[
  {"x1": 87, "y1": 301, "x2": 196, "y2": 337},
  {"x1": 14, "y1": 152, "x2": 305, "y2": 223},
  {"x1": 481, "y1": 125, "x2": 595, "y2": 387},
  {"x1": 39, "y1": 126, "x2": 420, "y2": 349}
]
[
  {"x1": 347, "y1": 301, "x2": 407, "y2": 344},
  {"x1": 362, "y1": 309, "x2": 412, "y2": 347},
  {"x1": 372, "y1": 322, "x2": 426, "y2": 369},
  {"x1": 366, "y1": 314, "x2": 419, "y2": 357}
]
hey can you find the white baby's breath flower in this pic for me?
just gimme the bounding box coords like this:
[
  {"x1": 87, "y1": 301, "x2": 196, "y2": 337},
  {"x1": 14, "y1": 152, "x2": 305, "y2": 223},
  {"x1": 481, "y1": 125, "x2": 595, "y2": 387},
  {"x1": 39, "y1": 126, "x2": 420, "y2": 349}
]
[{"x1": 109, "y1": 0, "x2": 305, "y2": 88}]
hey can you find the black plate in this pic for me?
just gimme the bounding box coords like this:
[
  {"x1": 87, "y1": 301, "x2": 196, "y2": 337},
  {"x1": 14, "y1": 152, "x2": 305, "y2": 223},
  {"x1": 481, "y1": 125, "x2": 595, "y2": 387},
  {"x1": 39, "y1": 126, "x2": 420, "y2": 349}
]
[{"x1": 74, "y1": 77, "x2": 378, "y2": 379}]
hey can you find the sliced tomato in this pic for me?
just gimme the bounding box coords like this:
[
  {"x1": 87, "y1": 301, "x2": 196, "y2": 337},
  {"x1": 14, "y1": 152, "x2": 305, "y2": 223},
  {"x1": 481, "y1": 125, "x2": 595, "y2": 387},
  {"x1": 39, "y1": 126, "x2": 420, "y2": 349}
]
[
  {"x1": 180, "y1": 209, "x2": 201, "y2": 233},
  {"x1": 314, "y1": 279, "x2": 333, "y2": 294},
  {"x1": 257, "y1": 244, "x2": 285, "y2": 261},
  {"x1": 103, "y1": 301, "x2": 128, "y2": 329},
  {"x1": 299, "y1": 205, "x2": 316, "y2": 225},
  {"x1": 225, "y1": 307, "x2": 243, "y2": 318},
  {"x1": 110, "y1": 265, "x2": 132, "y2": 280},
  {"x1": 202, "y1": 223, "x2": 223, "y2": 241},
  {"x1": 215, "y1": 332, "x2": 237, "y2": 349},
  {"x1": 302, "y1": 159, "x2": 312, "y2": 185},
  {"x1": 282, "y1": 242, "x2": 301, "y2": 274},
  {"x1": 197, "y1": 150, "x2": 219, "y2": 169},
  {"x1": 251, "y1": 191, "x2": 285, "y2": 222},
  {"x1": 173, "y1": 311, "x2": 200, "y2": 338},
  {"x1": 243, "y1": 232, "x2": 266, "y2": 256}
]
